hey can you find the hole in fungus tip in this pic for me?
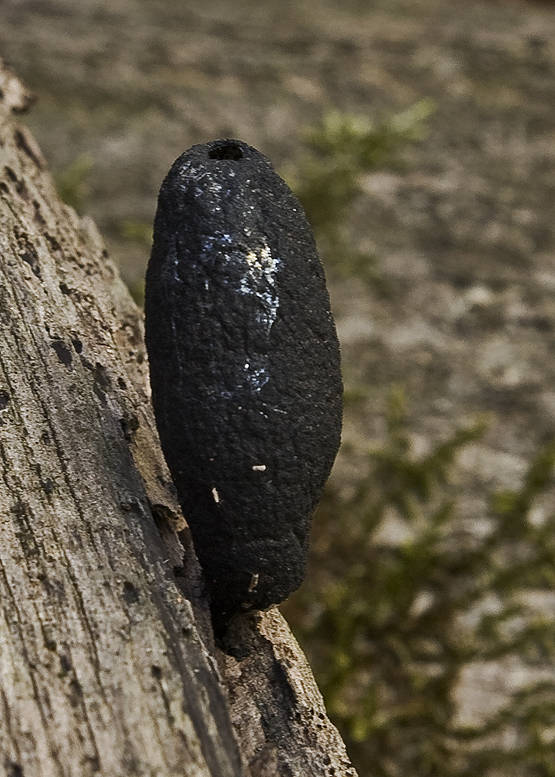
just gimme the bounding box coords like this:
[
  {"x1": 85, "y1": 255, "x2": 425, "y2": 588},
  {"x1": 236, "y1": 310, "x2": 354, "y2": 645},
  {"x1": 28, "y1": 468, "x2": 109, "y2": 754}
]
[{"x1": 208, "y1": 142, "x2": 243, "y2": 161}]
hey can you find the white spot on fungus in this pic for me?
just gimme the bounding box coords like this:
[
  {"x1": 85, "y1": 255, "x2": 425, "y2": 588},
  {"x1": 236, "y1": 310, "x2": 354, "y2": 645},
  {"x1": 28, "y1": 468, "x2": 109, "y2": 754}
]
[{"x1": 239, "y1": 238, "x2": 280, "y2": 334}]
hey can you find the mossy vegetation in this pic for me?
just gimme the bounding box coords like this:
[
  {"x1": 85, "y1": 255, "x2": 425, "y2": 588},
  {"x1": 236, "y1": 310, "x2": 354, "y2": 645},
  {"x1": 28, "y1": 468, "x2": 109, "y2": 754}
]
[
  {"x1": 284, "y1": 387, "x2": 555, "y2": 776},
  {"x1": 119, "y1": 219, "x2": 152, "y2": 246},
  {"x1": 54, "y1": 153, "x2": 94, "y2": 212},
  {"x1": 284, "y1": 104, "x2": 555, "y2": 776},
  {"x1": 288, "y1": 99, "x2": 435, "y2": 287}
]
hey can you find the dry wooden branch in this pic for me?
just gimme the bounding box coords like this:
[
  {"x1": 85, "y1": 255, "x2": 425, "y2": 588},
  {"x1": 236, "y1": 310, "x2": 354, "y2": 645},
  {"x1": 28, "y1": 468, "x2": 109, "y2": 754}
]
[{"x1": 0, "y1": 61, "x2": 358, "y2": 777}]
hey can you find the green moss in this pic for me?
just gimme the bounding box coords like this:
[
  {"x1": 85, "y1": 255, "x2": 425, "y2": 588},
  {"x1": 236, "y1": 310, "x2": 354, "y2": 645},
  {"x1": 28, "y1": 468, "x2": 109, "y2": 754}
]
[
  {"x1": 54, "y1": 153, "x2": 94, "y2": 212},
  {"x1": 287, "y1": 100, "x2": 435, "y2": 286},
  {"x1": 128, "y1": 278, "x2": 145, "y2": 307},
  {"x1": 119, "y1": 219, "x2": 153, "y2": 246}
]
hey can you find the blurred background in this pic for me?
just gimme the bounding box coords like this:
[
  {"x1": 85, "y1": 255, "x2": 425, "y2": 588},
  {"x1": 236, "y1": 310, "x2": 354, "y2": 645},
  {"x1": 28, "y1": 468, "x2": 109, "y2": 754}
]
[{"x1": 2, "y1": 1, "x2": 554, "y2": 774}]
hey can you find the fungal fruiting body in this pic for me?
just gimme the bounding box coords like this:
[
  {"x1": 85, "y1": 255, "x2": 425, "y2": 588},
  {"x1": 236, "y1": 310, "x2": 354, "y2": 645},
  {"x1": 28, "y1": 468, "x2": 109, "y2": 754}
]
[{"x1": 145, "y1": 139, "x2": 342, "y2": 625}]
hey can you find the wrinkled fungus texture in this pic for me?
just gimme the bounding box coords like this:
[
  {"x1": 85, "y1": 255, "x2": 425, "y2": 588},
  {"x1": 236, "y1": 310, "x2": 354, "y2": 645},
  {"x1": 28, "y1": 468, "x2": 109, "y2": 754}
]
[{"x1": 145, "y1": 139, "x2": 342, "y2": 625}]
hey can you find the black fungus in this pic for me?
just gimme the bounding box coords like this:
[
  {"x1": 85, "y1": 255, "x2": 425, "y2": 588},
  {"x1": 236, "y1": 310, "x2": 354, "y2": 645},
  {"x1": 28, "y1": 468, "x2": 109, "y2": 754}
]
[{"x1": 145, "y1": 139, "x2": 342, "y2": 627}]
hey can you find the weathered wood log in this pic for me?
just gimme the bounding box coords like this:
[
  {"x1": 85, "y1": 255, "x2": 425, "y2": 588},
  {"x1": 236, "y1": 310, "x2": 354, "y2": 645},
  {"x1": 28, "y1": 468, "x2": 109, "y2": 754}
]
[{"x1": 0, "y1": 61, "x2": 358, "y2": 777}]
